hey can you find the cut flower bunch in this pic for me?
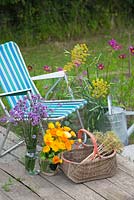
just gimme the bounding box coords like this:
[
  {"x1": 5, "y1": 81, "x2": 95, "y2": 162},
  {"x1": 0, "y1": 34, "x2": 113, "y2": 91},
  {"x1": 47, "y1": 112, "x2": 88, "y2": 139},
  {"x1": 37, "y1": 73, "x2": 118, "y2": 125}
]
[
  {"x1": 40, "y1": 121, "x2": 76, "y2": 165},
  {"x1": 0, "y1": 94, "x2": 49, "y2": 174}
]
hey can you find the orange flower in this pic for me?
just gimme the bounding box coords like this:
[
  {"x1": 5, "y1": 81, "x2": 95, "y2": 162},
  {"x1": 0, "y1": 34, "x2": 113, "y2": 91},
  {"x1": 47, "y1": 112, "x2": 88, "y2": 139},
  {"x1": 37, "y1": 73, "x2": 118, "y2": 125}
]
[
  {"x1": 44, "y1": 133, "x2": 53, "y2": 146},
  {"x1": 40, "y1": 122, "x2": 76, "y2": 164},
  {"x1": 52, "y1": 155, "x2": 62, "y2": 164},
  {"x1": 42, "y1": 145, "x2": 50, "y2": 153},
  {"x1": 65, "y1": 140, "x2": 72, "y2": 151}
]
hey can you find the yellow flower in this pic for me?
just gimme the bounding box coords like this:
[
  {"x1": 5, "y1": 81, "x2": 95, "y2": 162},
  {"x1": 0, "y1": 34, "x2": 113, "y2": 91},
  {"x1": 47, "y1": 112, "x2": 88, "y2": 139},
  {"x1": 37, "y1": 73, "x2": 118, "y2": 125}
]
[
  {"x1": 48, "y1": 122, "x2": 55, "y2": 129},
  {"x1": 44, "y1": 133, "x2": 53, "y2": 146},
  {"x1": 50, "y1": 140, "x2": 60, "y2": 152},
  {"x1": 42, "y1": 145, "x2": 50, "y2": 153},
  {"x1": 90, "y1": 78, "x2": 110, "y2": 99},
  {"x1": 63, "y1": 61, "x2": 74, "y2": 71},
  {"x1": 64, "y1": 131, "x2": 72, "y2": 138},
  {"x1": 63, "y1": 126, "x2": 71, "y2": 131},
  {"x1": 55, "y1": 121, "x2": 61, "y2": 128},
  {"x1": 71, "y1": 43, "x2": 89, "y2": 64},
  {"x1": 56, "y1": 130, "x2": 64, "y2": 137},
  {"x1": 41, "y1": 122, "x2": 75, "y2": 164},
  {"x1": 70, "y1": 131, "x2": 76, "y2": 137}
]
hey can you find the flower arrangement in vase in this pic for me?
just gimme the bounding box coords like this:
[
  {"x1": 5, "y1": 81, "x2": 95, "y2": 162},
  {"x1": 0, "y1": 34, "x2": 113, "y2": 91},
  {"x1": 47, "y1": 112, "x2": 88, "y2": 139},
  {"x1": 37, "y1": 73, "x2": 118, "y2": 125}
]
[
  {"x1": 39, "y1": 121, "x2": 76, "y2": 175},
  {"x1": 1, "y1": 94, "x2": 48, "y2": 175}
]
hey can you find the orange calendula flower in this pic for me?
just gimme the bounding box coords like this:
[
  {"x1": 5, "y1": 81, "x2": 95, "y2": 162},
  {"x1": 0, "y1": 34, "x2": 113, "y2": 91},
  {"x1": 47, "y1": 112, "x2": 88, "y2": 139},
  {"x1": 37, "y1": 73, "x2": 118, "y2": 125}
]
[
  {"x1": 65, "y1": 140, "x2": 72, "y2": 151},
  {"x1": 52, "y1": 155, "x2": 62, "y2": 164},
  {"x1": 48, "y1": 122, "x2": 55, "y2": 129},
  {"x1": 40, "y1": 121, "x2": 76, "y2": 165},
  {"x1": 50, "y1": 140, "x2": 60, "y2": 152},
  {"x1": 44, "y1": 134, "x2": 53, "y2": 146},
  {"x1": 55, "y1": 121, "x2": 61, "y2": 127},
  {"x1": 42, "y1": 145, "x2": 50, "y2": 153},
  {"x1": 70, "y1": 131, "x2": 76, "y2": 137},
  {"x1": 64, "y1": 131, "x2": 72, "y2": 138},
  {"x1": 56, "y1": 130, "x2": 64, "y2": 137},
  {"x1": 63, "y1": 126, "x2": 71, "y2": 131}
]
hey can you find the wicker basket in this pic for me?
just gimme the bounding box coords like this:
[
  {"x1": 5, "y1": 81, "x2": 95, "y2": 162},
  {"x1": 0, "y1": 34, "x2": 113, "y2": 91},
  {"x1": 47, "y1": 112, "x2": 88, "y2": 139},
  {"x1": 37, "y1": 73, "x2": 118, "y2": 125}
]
[{"x1": 61, "y1": 129, "x2": 117, "y2": 183}]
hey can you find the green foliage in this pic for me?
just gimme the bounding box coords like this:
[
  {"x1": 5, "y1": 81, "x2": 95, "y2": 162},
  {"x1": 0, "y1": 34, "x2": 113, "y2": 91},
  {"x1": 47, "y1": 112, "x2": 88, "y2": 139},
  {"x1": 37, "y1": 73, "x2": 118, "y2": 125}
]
[
  {"x1": 2, "y1": 177, "x2": 13, "y2": 192},
  {"x1": 0, "y1": 0, "x2": 134, "y2": 45}
]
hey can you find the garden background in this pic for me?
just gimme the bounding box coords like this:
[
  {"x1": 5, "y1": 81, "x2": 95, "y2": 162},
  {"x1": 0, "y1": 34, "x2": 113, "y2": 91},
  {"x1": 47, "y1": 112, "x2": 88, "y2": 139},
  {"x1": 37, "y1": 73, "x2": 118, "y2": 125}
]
[{"x1": 0, "y1": 0, "x2": 134, "y2": 143}]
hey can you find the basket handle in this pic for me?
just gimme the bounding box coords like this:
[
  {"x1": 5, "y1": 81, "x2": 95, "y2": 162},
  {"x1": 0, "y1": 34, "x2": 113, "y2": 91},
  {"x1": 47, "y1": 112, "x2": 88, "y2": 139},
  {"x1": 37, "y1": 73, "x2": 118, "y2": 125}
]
[{"x1": 78, "y1": 129, "x2": 101, "y2": 161}]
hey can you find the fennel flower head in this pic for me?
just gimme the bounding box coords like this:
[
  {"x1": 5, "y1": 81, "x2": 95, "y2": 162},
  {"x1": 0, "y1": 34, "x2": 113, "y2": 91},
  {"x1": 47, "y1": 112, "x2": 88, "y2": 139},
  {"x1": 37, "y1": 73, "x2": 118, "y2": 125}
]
[
  {"x1": 90, "y1": 78, "x2": 110, "y2": 99},
  {"x1": 63, "y1": 43, "x2": 89, "y2": 71}
]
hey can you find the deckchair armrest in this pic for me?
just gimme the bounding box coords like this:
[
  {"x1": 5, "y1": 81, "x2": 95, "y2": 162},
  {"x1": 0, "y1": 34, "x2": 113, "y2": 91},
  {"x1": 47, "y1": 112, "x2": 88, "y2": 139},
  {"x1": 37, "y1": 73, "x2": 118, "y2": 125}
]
[
  {"x1": 0, "y1": 89, "x2": 31, "y2": 97},
  {"x1": 31, "y1": 71, "x2": 66, "y2": 81}
]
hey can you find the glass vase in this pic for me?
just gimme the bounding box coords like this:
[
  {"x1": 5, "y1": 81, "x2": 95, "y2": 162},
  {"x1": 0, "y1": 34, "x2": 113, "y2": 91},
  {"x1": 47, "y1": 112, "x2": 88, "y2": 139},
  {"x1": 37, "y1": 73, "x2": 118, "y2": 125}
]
[
  {"x1": 25, "y1": 148, "x2": 39, "y2": 175},
  {"x1": 39, "y1": 159, "x2": 58, "y2": 176}
]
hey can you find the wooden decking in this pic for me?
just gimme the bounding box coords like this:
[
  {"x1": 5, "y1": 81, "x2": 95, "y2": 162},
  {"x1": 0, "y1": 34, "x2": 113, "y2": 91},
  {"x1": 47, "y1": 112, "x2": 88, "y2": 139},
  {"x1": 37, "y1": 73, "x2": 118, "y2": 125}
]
[{"x1": 0, "y1": 126, "x2": 134, "y2": 200}]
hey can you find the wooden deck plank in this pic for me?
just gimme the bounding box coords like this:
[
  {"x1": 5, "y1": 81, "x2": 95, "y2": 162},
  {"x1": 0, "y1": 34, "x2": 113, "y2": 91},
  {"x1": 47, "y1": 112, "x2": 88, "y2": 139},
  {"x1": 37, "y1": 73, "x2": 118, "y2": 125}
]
[
  {"x1": 0, "y1": 168, "x2": 41, "y2": 200},
  {"x1": 11, "y1": 145, "x2": 106, "y2": 200},
  {"x1": 12, "y1": 145, "x2": 105, "y2": 200},
  {"x1": 1, "y1": 126, "x2": 134, "y2": 200},
  {"x1": 117, "y1": 154, "x2": 134, "y2": 177},
  {"x1": 42, "y1": 170, "x2": 106, "y2": 200},
  {"x1": 0, "y1": 161, "x2": 74, "y2": 200},
  {"x1": 108, "y1": 168, "x2": 134, "y2": 196},
  {"x1": 0, "y1": 190, "x2": 12, "y2": 200},
  {"x1": 85, "y1": 178, "x2": 133, "y2": 200}
]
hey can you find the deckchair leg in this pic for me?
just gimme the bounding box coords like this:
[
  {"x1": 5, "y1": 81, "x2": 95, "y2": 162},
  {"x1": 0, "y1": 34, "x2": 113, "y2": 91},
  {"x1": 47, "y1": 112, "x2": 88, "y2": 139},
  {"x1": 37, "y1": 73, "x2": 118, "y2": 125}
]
[{"x1": 0, "y1": 124, "x2": 24, "y2": 157}]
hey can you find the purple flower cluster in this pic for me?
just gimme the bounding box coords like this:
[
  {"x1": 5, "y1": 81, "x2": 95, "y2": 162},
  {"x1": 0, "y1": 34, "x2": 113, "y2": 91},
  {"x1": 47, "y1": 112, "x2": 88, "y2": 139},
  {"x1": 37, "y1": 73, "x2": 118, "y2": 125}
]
[
  {"x1": 9, "y1": 94, "x2": 48, "y2": 126},
  {"x1": 108, "y1": 39, "x2": 122, "y2": 50}
]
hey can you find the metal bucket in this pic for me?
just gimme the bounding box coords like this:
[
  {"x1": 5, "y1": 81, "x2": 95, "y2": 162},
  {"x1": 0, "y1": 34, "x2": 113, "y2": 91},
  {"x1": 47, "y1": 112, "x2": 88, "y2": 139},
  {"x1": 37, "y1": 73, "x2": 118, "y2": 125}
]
[{"x1": 96, "y1": 106, "x2": 128, "y2": 145}]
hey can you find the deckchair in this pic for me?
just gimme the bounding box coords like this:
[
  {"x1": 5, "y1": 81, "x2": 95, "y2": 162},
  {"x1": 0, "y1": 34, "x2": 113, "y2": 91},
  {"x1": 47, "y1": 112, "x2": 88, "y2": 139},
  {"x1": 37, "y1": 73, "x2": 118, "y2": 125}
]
[{"x1": 0, "y1": 41, "x2": 87, "y2": 157}]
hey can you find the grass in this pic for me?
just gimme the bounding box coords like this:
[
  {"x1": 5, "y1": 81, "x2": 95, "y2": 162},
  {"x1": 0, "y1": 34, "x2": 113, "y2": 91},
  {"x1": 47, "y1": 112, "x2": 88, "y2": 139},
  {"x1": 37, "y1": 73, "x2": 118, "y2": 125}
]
[
  {"x1": 21, "y1": 30, "x2": 134, "y2": 107},
  {"x1": 22, "y1": 31, "x2": 134, "y2": 76}
]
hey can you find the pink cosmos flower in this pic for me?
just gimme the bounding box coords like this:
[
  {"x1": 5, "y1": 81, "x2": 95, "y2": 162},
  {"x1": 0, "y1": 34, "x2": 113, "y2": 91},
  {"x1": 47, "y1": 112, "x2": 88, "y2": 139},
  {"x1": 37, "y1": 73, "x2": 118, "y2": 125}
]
[
  {"x1": 97, "y1": 63, "x2": 104, "y2": 70},
  {"x1": 129, "y1": 46, "x2": 134, "y2": 55},
  {"x1": 108, "y1": 39, "x2": 122, "y2": 50},
  {"x1": 57, "y1": 67, "x2": 63, "y2": 71},
  {"x1": 118, "y1": 54, "x2": 126, "y2": 59},
  {"x1": 43, "y1": 65, "x2": 51, "y2": 72}
]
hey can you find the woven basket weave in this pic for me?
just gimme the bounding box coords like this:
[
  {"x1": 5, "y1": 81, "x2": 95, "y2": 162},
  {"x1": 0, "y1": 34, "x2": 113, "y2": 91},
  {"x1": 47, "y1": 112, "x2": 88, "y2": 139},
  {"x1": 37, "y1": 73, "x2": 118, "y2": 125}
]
[{"x1": 61, "y1": 129, "x2": 117, "y2": 183}]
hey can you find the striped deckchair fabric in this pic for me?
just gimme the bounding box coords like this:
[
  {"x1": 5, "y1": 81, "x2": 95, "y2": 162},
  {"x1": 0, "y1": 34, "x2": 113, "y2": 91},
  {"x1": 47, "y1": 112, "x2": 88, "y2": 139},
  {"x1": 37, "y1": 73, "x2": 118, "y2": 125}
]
[
  {"x1": 0, "y1": 41, "x2": 87, "y2": 156},
  {"x1": 0, "y1": 41, "x2": 38, "y2": 108},
  {"x1": 0, "y1": 41, "x2": 87, "y2": 120}
]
